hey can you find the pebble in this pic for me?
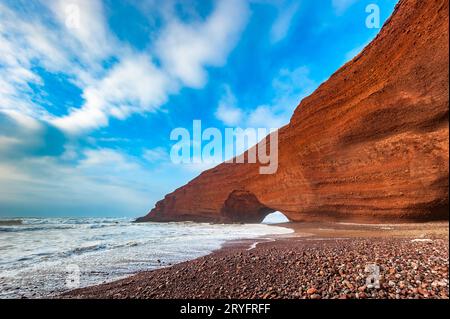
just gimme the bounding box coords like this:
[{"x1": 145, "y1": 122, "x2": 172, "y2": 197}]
[{"x1": 63, "y1": 238, "x2": 449, "y2": 300}]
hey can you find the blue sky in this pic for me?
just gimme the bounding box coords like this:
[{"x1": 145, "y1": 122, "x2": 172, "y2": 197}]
[{"x1": 0, "y1": 0, "x2": 397, "y2": 217}]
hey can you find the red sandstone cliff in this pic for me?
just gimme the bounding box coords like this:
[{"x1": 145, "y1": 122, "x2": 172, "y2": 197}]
[{"x1": 137, "y1": 0, "x2": 449, "y2": 223}]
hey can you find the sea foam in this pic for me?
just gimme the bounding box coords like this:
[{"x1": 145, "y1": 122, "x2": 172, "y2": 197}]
[{"x1": 0, "y1": 217, "x2": 292, "y2": 298}]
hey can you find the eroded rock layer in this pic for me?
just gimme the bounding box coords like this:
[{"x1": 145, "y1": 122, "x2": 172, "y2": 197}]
[{"x1": 137, "y1": 0, "x2": 449, "y2": 223}]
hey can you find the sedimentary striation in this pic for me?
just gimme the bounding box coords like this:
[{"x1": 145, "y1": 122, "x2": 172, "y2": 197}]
[{"x1": 137, "y1": 0, "x2": 449, "y2": 223}]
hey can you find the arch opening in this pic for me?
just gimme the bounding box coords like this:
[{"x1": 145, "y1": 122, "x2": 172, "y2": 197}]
[
  {"x1": 221, "y1": 190, "x2": 275, "y2": 223},
  {"x1": 262, "y1": 211, "x2": 290, "y2": 224}
]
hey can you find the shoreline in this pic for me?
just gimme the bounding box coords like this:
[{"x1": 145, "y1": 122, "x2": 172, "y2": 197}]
[{"x1": 62, "y1": 221, "x2": 449, "y2": 299}]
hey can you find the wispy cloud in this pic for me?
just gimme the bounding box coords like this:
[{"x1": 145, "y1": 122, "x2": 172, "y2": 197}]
[
  {"x1": 0, "y1": 134, "x2": 188, "y2": 216},
  {"x1": 155, "y1": 0, "x2": 250, "y2": 88},
  {"x1": 332, "y1": 0, "x2": 358, "y2": 15},
  {"x1": 214, "y1": 85, "x2": 243, "y2": 126},
  {"x1": 45, "y1": 0, "x2": 115, "y2": 62},
  {"x1": 270, "y1": 1, "x2": 301, "y2": 43},
  {"x1": 51, "y1": 54, "x2": 172, "y2": 133},
  {"x1": 0, "y1": 0, "x2": 250, "y2": 134},
  {"x1": 0, "y1": 149, "x2": 153, "y2": 216},
  {"x1": 215, "y1": 66, "x2": 318, "y2": 130},
  {"x1": 143, "y1": 147, "x2": 169, "y2": 163}
]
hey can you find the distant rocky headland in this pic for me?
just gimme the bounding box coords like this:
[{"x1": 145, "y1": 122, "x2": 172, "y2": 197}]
[{"x1": 137, "y1": 0, "x2": 449, "y2": 224}]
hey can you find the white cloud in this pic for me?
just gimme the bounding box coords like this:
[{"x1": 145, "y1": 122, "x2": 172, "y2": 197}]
[
  {"x1": 271, "y1": 66, "x2": 317, "y2": 107},
  {"x1": 155, "y1": 0, "x2": 250, "y2": 87},
  {"x1": 51, "y1": 54, "x2": 172, "y2": 133},
  {"x1": 143, "y1": 147, "x2": 169, "y2": 163},
  {"x1": 0, "y1": 110, "x2": 43, "y2": 132},
  {"x1": 215, "y1": 104, "x2": 244, "y2": 127},
  {"x1": 214, "y1": 66, "x2": 318, "y2": 130},
  {"x1": 247, "y1": 67, "x2": 317, "y2": 129},
  {"x1": 79, "y1": 148, "x2": 140, "y2": 171},
  {"x1": 270, "y1": 2, "x2": 300, "y2": 43},
  {"x1": 0, "y1": 1, "x2": 103, "y2": 126},
  {"x1": 45, "y1": 0, "x2": 115, "y2": 63},
  {"x1": 0, "y1": 5, "x2": 47, "y2": 122},
  {"x1": 0, "y1": 146, "x2": 175, "y2": 216},
  {"x1": 215, "y1": 86, "x2": 243, "y2": 126},
  {"x1": 247, "y1": 105, "x2": 287, "y2": 129},
  {"x1": 332, "y1": 0, "x2": 358, "y2": 15},
  {"x1": 0, "y1": 0, "x2": 250, "y2": 134},
  {"x1": 0, "y1": 159, "x2": 147, "y2": 216},
  {"x1": 0, "y1": 136, "x2": 21, "y2": 151},
  {"x1": 0, "y1": 142, "x2": 224, "y2": 216}
]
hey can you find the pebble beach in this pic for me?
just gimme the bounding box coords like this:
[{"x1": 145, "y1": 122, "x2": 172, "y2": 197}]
[{"x1": 63, "y1": 222, "x2": 449, "y2": 299}]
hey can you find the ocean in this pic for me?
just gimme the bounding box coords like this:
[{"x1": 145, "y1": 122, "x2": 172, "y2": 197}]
[{"x1": 0, "y1": 217, "x2": 292, "y2": 298}]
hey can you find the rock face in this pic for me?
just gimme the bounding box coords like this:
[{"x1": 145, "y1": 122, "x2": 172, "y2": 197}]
[{"x1": 137, "y1": 0, "x2": 449, "y2": 224}]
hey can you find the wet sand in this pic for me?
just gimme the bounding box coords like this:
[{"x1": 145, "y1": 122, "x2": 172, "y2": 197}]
[{"x1": 63, "y1": 221, "x2": 449, "y2": 299}]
